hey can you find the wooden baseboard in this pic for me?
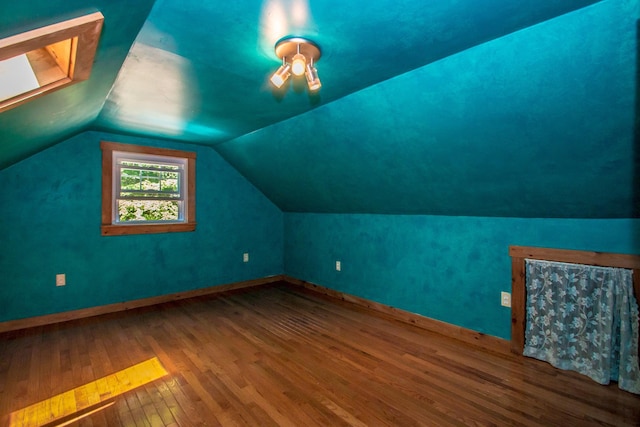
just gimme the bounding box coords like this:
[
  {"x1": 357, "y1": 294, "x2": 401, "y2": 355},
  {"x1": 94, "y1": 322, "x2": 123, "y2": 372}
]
[
  {"x1": 283, "y1": 275, "x2": 511, "y2": 356},
  {"x1": 0, "y1": 275, "x2": 285, "y2": 334},
  {"x1": 1, "y1": 274, "x2": 511, "y2": 356}
]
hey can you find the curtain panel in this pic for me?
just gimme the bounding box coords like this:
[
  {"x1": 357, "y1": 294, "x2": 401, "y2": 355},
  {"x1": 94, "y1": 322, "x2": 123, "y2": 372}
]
[{"x1": 524, "y1": 259, "x2": 640, "y2": 394}]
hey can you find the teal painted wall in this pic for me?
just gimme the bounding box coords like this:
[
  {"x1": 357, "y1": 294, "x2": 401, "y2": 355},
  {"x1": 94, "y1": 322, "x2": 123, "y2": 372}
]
[
  {"x1": 0, "y1": 131, "x2": 283, "y2": 322},
  {"x1": 284, "y1": 213, "x2": 640, "y2": 339}
]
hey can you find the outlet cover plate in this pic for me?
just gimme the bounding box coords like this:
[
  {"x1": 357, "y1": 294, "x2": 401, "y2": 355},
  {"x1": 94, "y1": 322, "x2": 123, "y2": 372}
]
[{"x1": 501, "y1": 291, "x2": 511, "y2": 307}]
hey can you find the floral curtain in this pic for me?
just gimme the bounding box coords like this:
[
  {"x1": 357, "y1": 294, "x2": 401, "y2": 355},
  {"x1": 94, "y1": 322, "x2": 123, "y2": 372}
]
[{"x1": 524, "y1": 259, "x2": 640, "y2": 394}]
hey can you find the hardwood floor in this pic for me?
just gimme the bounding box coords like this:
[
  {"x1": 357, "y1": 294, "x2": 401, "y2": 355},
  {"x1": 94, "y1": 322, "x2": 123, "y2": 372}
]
[{"x1": 1, "y1": 283, "x2": 638, "y2": 426}]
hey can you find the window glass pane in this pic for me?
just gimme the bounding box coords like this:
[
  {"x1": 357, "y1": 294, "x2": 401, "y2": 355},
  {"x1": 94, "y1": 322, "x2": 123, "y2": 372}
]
[
  {"x1": 141, "y1": 170, "x2": 161, "y2": 191},
  {"x1": 117, "y1": 200, "x2": 180, "y2": 222},
  {"x1": 119, "y1": 167, "x2": 182, "y2": 199},
  {"x1": 161, "y1": 172, "x2": 179, "y2": 192},
  {"x1": 121, "y1": 169, "x2": 141, "y2": 190}
]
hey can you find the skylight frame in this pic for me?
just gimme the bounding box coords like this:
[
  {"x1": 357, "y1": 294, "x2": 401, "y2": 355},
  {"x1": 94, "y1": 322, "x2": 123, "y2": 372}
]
[{"x1": 0, "y1": 11, "x2": 104, "y2": 113}]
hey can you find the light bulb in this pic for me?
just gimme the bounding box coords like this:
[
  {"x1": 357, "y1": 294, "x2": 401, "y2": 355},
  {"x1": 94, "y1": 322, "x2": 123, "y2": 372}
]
[
  {"x1": 305, "y1": 63, "x2": 321, "y2": 91},
  {"x1": 291, "y1": 53, "x2": 306, "y2": 76},
  {"x1": 270, "y1": 63, "x2": 291, "y2": 88}
]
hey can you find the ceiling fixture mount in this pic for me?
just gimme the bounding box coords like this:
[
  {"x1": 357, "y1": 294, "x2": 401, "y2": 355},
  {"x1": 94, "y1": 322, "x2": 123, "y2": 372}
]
[{"x1": 270, "y1": 36, "x2": 321, "y2": 91}]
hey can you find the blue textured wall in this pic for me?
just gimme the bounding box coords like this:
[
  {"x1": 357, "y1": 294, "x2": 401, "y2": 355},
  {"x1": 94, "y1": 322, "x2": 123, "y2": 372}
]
[
  {"x1": 284, "y1": 213, "x2": 640, "y2": 339},
  {"x1": 0, "y1": 131, "x2": 283, "y2": 322}
]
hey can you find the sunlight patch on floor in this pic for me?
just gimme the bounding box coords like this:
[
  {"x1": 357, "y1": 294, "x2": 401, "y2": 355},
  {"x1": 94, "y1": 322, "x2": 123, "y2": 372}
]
[{"x1": 9, "y1": 357, "x2": 168, "y2": 427}]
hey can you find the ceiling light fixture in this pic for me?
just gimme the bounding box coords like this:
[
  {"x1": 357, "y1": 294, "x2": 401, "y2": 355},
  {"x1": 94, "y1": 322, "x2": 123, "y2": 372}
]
[{"x1": 270, "y1": 36, "x2": 321, "y2": 91}]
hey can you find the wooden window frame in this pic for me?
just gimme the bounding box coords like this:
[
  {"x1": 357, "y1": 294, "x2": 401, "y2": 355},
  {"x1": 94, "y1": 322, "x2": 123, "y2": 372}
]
[
  {"x1": 0, "y1": 12, "x2": 104, "y2": 112},
  {"x1": 509, "y1": 245, "x2": 640, "y2": 355},
  {"x1": 101, "y1": 141, "x2": 196, "y2": 236}
]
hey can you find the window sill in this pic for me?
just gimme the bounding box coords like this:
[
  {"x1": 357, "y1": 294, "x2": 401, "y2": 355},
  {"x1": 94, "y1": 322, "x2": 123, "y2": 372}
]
[{"x1": 101, "y1": 222, "x2": 196, "y2": 236}]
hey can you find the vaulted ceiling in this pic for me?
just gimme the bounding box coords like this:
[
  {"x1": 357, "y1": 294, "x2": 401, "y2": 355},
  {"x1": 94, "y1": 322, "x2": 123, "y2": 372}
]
[{"x1": 0, "y1": 0, "x2": 637, "y2": 218}]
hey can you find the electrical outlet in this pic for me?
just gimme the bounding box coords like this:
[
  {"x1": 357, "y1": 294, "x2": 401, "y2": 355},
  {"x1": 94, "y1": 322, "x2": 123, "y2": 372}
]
[
  {"x1": 56, "y1": 273, "x2": 66, "y2": 287},
  {"x1": 501, "y1": 291, "x2": 511, "y2": 307},
  {"x1": 336, "y1": 261, "x2": 341, "y2": 271},
  {"x1": 243, "y1": 252, "x2": 249, "y2": 263}
]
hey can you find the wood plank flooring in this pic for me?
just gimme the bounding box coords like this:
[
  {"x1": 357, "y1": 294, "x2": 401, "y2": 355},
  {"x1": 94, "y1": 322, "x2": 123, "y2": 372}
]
[{"x1": 1, "y1": 282, "x2": 638, "y2": 426}]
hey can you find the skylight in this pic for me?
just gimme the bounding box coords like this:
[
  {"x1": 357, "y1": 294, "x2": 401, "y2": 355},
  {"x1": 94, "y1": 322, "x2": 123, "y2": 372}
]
[
  {"x1": 0, "y1": 11, "x2": 103, "y2": 112},
  {"x1": 0, "y1": 54, "x2": 39, "y2": 102}
]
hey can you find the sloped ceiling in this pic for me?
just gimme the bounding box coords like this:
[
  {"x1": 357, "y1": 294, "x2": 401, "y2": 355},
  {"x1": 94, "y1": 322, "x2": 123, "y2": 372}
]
[{"x1": 0, "y1": 0, "x2": 637, "y2": 218}]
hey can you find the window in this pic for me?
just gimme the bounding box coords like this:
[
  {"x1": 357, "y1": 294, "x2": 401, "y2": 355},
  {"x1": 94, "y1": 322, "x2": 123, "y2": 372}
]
[
  {"x1": 0, "y1": 12, "x2": 103, "y2": 112},
  {"x1": 101, "y1": 141, "x2": 196, "y2": 236}
]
